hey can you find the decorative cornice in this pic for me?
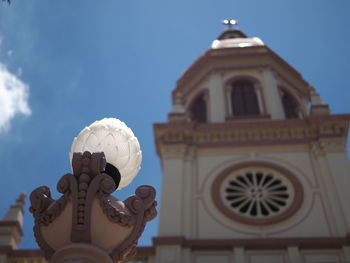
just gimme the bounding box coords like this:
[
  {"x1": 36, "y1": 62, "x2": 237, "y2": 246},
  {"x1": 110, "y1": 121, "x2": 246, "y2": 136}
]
[
  {"x1": 310, "y1": 140, "x2": 346, "y2": 156},
  {"x1": 4, "y1": 235, "x2": 350, "y2": 260},
  {"x1": 225, "y1": 114, "x2": 271, "y2": 121},
  {"x1": 153, "y1": 235, "x2": 350, "y2": 250},
  {"x1": 0, "y1": 221, "x2": 24, "y2": 237},
  {"x1": 154, "y1": 114, "x2": 350, "y2": 155},
  {"x1": 159, "y1": 144, "x2": 190, "y2": 159}
]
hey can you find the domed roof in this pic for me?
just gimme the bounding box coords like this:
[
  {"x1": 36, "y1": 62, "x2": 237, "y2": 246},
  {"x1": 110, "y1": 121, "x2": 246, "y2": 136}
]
[{"x1": 211, "y1": 29, "x2": 264, "y2": 49}]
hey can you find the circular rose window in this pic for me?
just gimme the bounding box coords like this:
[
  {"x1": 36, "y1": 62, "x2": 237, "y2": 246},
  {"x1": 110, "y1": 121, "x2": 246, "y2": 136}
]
[{"x1": 212, "y1": 163, "x2": 303, "y2": 225}]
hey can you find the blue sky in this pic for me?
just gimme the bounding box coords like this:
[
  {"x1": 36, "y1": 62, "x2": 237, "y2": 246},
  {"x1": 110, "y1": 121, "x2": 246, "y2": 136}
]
[{"x1": 0, "y1": 0, "x2": 349, "y2": 249}]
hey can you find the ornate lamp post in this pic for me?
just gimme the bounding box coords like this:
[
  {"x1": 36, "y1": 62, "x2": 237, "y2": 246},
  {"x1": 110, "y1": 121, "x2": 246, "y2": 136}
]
[{"x1": 29, "y1": 118, "x2": 157, "y2": 263}]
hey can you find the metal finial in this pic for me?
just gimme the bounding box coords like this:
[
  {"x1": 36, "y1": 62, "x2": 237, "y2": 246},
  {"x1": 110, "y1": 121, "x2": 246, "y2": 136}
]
[{"x1": 222, "y1": 19, "x2": 238, "y2": 29}]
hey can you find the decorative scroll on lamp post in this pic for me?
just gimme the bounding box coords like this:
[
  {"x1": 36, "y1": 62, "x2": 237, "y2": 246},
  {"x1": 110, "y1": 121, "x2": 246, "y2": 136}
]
[{"x1": 29, "y1": 118, "x2": 157, "y2": 263}]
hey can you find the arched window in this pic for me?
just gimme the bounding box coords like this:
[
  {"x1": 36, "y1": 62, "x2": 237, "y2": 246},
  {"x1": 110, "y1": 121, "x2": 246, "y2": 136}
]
[
  {"x1": 281, "y1": 91, "x2": 299, "y2": 119},
  {"x1": 189, "y1": 94, "x2": 207, "y2": 123},
  {"x1": 231, "y1": 81, "x2": 260, "y2": 116}
]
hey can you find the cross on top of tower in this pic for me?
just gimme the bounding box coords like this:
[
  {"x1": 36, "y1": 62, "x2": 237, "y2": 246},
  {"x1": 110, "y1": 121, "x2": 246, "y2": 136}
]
[{"x1": 222, "y1": 19, "x2": 238, "y2": 29}]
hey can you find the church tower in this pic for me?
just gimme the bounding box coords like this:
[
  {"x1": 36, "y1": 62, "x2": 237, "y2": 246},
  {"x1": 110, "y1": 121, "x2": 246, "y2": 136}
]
[{"x1": 153, "y1": 23, "x2": 350, "y2": 263}]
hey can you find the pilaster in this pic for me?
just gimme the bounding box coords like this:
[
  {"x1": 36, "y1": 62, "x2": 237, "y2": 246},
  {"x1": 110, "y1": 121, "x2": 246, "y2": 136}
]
[
  {"x1": 208, "y1": 73, "x2": 226, "y2": 122},
  {"x1": 233, "y1": 247, "x2": 245, "y2": 263},
  {"x1": 182, "y1": 147, "x2": 197, "y2": 238},
  {"x1": 158, "y1": 145, "x2": 188, "y2": 236},
  {"x1": 343, "y1": 245, "x2": 350, "y2": 262},
  {"x1": 155, "y1": 245, "x2": 182, "y2": 263},
  {"x1": 261, "y1": 70, "x2": 284, "y2": 119},
  {"x1": 287, "y1": 246, "x2": 302, "y2": 263}
]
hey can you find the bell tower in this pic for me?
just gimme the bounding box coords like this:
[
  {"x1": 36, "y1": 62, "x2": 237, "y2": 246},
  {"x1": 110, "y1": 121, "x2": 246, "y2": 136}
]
[{"x1": 153, "y1": 23, "x2": 350, "y2": 263}]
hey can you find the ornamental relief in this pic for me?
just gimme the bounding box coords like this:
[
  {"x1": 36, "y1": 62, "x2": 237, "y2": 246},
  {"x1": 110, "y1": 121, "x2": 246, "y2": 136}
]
[
  {"x1": 160, "y1": 144, "x2": 197, "y2": 160},
  {"x1": 198, "y1": 159, "x2": 315, "y2": 237},
  {"x1": 310, "y1": 140, "x2": 347, "y2": 156},
  {"x1": 211, "y1": 162, "x2": 303, "y2": 225},
  {"x1": 156, "y1": 122, "x2": 347, "y2": 148}
]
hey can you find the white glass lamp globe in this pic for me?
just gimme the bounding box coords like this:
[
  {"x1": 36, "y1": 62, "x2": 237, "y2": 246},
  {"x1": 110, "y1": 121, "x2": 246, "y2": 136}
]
[{"x1": 70, "y1": 118, "x2": 142, "y2": 189}]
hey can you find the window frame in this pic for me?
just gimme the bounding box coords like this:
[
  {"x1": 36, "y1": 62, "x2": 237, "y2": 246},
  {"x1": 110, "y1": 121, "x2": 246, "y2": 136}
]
[
  {"x1": 278, "y1": 86, "x2": 304, "y2": 119},
  {"x1": 186, "y1": 89, "x2": 209, "y2": 123},
  {"x1": 224, "y1": 75, "x2": 267, "y2": 120}
]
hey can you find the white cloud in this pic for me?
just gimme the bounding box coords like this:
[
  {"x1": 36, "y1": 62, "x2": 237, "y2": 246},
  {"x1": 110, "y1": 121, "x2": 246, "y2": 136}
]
[{"x1": 0, "y1": 63, "x2": 31, "y2": 132}]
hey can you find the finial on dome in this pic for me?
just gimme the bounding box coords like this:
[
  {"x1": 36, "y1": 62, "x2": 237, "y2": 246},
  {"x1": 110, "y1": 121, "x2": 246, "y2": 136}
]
[
  {"x1": 222, "y1": 19, "x2": 238, "y2": 29},
  {"x1": 216, "y1": 19, "x2": 247, "y2": 41}
]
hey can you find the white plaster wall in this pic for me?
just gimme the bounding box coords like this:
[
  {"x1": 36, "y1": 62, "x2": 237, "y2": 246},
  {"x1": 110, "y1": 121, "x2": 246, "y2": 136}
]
[
  {"x1": 269, "y1": 193, "x2": 331, "y2": 237},
  {"x1": 196, "y1": 200, "x2": 258, "y2": 239}
]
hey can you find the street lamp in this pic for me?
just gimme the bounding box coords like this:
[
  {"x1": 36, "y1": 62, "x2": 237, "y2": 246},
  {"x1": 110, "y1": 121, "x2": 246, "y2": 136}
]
[{"x1": 29, "y1": 118, "x2": 157, "y2": 263}]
